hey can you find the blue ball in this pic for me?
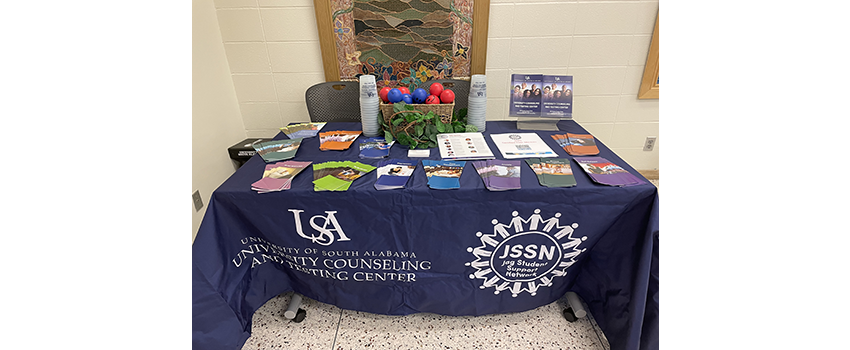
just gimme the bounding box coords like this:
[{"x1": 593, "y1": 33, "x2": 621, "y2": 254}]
[
  {"x1": 387, "y1": 88, "x2": 403, "y2": 103},
  {"x1": 412, "y1": 88, "x2": 429, "y2": 104},
  {"x1": 402, "y1": 94, "x2": 413, "y2": 104}
]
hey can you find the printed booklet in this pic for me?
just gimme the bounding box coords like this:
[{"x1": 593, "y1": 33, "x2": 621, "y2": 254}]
[
  {"x1": 552, "y1": 133, "x2": 599, "y2": 156},
  {"x1": 490, "y1": 133, "x2": 558, "y2": 159},
  {"x1": 509, "y1": 74, "x2": 573, "y2": 118},
  {"x1": 422, "y1": 160, "x2": 465, "y2": 189},
  {"x1": 312, "y1": 161, "x2": 376, "y2": 191},
  {"x1": 525, "y1": 158, "x2": 576, "y2": 188},
  {"x1": 319, "y1": 130, "x2": 362, "y2": 151},
  {"x1": 280, "y1": 122, "x2": 326, "y2": 139},
  {"x1": 374, "y1": 159, "x2": 417, "y2": 190},
  {"x1": 251, "y1": 138, "x2": 304, "y2": 163},
  {"x1": 359, "y1": 137, "x2": 394, "y2": 159},
  {"x1": 251, "y1": 161, "x2": 312, "y2": 193},
  {"x1": 573, "y1": 157, "x2": 646, "y2": 187},
  {"x1": 436, "y1": 132, "x2": 495, "y2": 160},
  {"x1": 472, "y1": 160, "x2": 521, "y2": 191}
]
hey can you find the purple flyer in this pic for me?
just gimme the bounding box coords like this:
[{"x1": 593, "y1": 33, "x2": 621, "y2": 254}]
[
  {"x1": 509, "y1": 74, "x2": 543, "y2": 117},
  {"x1": 541, "y1": 75, "x2": 573, "y2": 118}
]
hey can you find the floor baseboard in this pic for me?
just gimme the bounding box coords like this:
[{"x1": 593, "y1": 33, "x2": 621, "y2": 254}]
[{"x1": 638, "y1": 170, "x2": 659, "y2": 180}]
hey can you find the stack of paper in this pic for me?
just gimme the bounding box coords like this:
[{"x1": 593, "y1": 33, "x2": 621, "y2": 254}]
[
  {"x1": 319, "y1": 131, "x2": 362, "y2": 151},
  {"x1": 573, "y1": 157, "x2": 646, "y2": 187},
  {"x1": 436, "y1": 133, "x2": 495, "y2": 160},
  {"x1": 251, "y1": 138, "x2": 304, "y2": 163},
  {"x1": 312, "y1": 161, "x2": 376, "y2": 191},
  {"x1": 472, "y1": 160, "x2": 521, "y2": 191},
  {"x1": 422, "y1": 160, "x2": 465, "y2": 189},
  {"x1": 490, "y1": 133, "x2": 558, "y2": 159},
  {"x1": 525, "y1": 158, "x2": 576, "y2": 188},
  {"x1": 279, "y1": 122, "x2": 326, "y2": 139},
  {"x1": 374, "y1": 159, "x2": 416, "y2": 190},
  {"x1": 359, "y1": 137, "x2": 394, "y2": 159},
  {"x1": 552, "y1": 133, "x2": 599, "y2": 156},
  {"x1": 251, "y1": 161, "x2": 312, "y2": 193}
]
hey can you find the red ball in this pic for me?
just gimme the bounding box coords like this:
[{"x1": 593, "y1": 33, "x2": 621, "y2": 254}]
[
  {"x1": 397, "y1": 87, "x2": 410, "y2": 95},
  {"x1": 429, "y1": 83, "x2": 443, "y2": 97},
  {"x1": 440, "y1": 89, "x2": 455, "y2": 104},
  {"x1": 425, "y1": 95, "x2": 440, "y2": 104},
  {"x1": 379, "y1": 87, "x2": 391, "y2": 103}
]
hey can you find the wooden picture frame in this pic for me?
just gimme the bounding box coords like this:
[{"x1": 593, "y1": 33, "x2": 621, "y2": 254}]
[
  {"x1": 313, "y1": 0, "x2": 490, "y2": 82},
  {"x1": 638, "y1": 14, "x2": 659, "y2": 99}
]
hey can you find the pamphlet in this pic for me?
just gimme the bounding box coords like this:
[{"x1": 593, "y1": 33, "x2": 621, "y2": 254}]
[
  {"x1": 359, "y1": 137, "x2": 393, "y2": 159},
  {"x1": 573, "y1": 157, "x2": 646, "y2": 187},
  {"x1": 510, "y1": 74, "x2": 573, "y2": 118},
  {"x1": 251, "y1": 138, "x2": 303, "y2": 163},
  {"x1": 251, "y1": 161, "x2": 312, "y2": 193},
  {"x1": 374, "y1": 159, "x2": 416, "y2": 190},
  {"x1": 436, "y1": 132, "x2": 495, "y2": 160},
  {"x1": 552, "y1": 133, "x2": 599, "y2": 156},
  {"x1": 422, "y1": 160, "x2": 465, "y2": 189},
  {"x1": 319, "y1": 131, "x2": 362, "y2": 151},
  {"x1": 525, "y1": 158, "x2": 576, "y2": 188},
  {"x1": 472, "y1": 160, "x2": 521, "y2": 191},
  {"x1": 280, "y1": 122, "x2": 326, "y2": 139},
  {"x1": 490, "y1": 133, "x2": 558, "y2": 159},
  {"x1": 312, "y1": 161, "x2": 376, "y2": 191}
]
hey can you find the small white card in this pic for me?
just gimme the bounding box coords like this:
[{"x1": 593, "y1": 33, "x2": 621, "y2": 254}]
[{"x1": 407, "y1": 149, "x2": 431, "y2": 157}]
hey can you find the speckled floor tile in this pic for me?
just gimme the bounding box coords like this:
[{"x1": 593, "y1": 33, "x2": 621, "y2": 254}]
[
  {"x1": 241, "y1": 291, "x2": 342, "y2": 350},
  {"x1": 332, "y1": 298, "x2": 608, "y2": 350}
]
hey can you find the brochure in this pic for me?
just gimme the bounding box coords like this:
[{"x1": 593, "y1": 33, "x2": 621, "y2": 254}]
[
  {"x1": 490, "y1": 133, "x2": 558, "y2": 159},
  {"x1": 525, "y1": 158, "x2": 576, "y2": 188},
  {"x1": 422, "y1": 160, "x2": 465, "y2": 189},
  {"x1": 436, "y1": 132, "x2": 495, "y2": 160},
  {"x1": 473, "y1": 160, "x2": 521, "y2": 191},
  {"x1": 312, "y1": 161, "x2": 376, "y2": 191},
  {"x1": 374, "y1": 159, "x2": 417, "y2": 190},
  {"x1": 251, "y1": 138, "x2": 303, "y2": 163},
  {"x1": 280, "y1": 122, "x2": 326, "y2": 139},
  {"x1": 251, "y1": 161, "x2": 312, "y2": 193},
  {"x1": 552, "y1": 133, "x2": 599, "y2": 156},
  {"x1": 510, "y1": 74, "x2": 573, "y2": 118},
  {"x1": 319, "y1": 131, "x2": 362, "y2": 151},
  {"x1": 359, "y1": 137, "x2": 394, "y2": 159},
  {"x1": 573, "y1": 157, "x2": 646, "y2": 187}
]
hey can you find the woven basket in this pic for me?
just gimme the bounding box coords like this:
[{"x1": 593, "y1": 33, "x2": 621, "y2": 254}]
[{"x1": 380, "y1": 102, "x2": 454, "y2": 137}]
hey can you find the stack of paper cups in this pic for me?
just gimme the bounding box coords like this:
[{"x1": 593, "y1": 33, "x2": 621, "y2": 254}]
[
  {"x1": 359, "y1": 75, "x2": 381, "y2": 137},
  {"x1": 468, "y1": 74, "x2": 487, "y2": 132}
]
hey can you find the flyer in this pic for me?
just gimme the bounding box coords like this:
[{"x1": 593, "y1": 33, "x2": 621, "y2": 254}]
[
  {"x1": 436, "y1": 133, "x2": 495, "y2": 160},
  {"x1": 490, "y1": 133, "x2": 558, "y2": 159}
]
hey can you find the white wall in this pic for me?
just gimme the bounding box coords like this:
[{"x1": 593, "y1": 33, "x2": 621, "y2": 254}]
[
  {"x1": 212, "y1": 0, "x2": 659, "y2": 170},
  {"x1": 193, "y1": 0, "x2": 248, "y2": 241}
]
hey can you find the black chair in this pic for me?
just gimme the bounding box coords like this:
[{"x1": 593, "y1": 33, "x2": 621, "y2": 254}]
[
  {"x1": 305, "y1": 81, "x2": 362, "y2": 122},
  {"x1": 424, "y1": 79, "x2": 471, "y2": 114}
]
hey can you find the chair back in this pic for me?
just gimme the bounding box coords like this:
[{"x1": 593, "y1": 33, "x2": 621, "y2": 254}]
[
  {"x1": 424, "y1": 79, "x2": 471, "y2": 114},
  {"x1": 305, "y1": 81, "x2": 361, "y2": 122}
]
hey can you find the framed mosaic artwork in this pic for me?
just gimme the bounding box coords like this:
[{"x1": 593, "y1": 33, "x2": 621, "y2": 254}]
[
  {"x1": 638, "y1": 14, "x2": 659, "y2": 100},
  {"x1": 313, "y1": 0, "x2": 490, "y2": 89}
]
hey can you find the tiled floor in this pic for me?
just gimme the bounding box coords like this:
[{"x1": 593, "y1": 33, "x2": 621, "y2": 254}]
[
  {"x1": 242, "y1": 292, "x2": 609, "y2": 350},
  {"x1": 242, "y1": 179, "x2": 658, "y2": 350}
]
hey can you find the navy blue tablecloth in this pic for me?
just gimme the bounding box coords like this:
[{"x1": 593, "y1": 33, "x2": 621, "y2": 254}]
[{"x1": 192, "y1": 120, "x2": 659, "y2": 350}]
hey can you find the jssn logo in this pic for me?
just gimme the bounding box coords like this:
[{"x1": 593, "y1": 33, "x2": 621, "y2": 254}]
[
  {"x1": 466, "y1": 209, "x2": 586, "y2": 297},
  {"x1": 288, "y1": 209, "x2": 351, "y2": 246}
]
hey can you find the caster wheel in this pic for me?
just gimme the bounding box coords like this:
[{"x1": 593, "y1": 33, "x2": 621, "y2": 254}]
[
  {"x1": 563, "y1": 307, "x2": 578, "y2": 322},
  {"x1": 292, "y1": 308, "x2": 307, "y2": 323}
]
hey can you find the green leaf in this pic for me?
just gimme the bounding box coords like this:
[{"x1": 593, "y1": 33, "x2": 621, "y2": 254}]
[
  {"x1": 393, "y1": 101, "x2": 407, "y2": 114},
  {"x1": 392, "y1": 118, "x2": 403, "y2": 126},
  {"x1": 435, "y1": 119, "x2": 446, "y2": 133},
  {"x1": 427, "y1": 141, "x2": 436, "y2": 148},
  {"x1": 414, "y1": 125, "x2": 424, "y2": 137},
  {"x1": 417, "y1": 143, "x2": 428, "y2": 149},
  {"x1": 405, "y1": 114, "x2": 415, "y2": 123},
  {"x1": 465, "y1": 124, "x2": 478, "y2": 133},
  {"x1": 384, "y1": 130, "x2": 394, "y2": 143},
  {"x1": 445, "y1": 124, "x2": 454, "y2": 133}
]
